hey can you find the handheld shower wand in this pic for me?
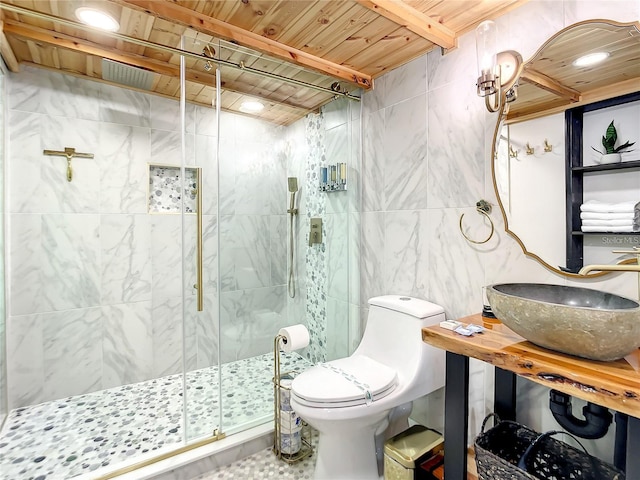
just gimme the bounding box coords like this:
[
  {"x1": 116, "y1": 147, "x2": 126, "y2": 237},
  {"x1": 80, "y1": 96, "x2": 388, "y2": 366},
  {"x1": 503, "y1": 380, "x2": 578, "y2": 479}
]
[
  {"x1": 287, "y1": 177, "x2": 299, "y2": 298},
  {"x1": 287, "y1": 177, "x2": 298, "y2": 214}
]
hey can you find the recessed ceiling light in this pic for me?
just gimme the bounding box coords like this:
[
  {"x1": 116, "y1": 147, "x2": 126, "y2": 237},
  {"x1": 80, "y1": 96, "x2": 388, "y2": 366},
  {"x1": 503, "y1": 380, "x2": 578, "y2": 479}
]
[
  {"x1": 239, "y1": 101, "x2": 265, "y2": 113},
  {"x1": 573, "y1": 52, "x2": 609, "y2": 67},
  {"x1": 75, "y1": 7, "x2": 120, "y2": 32}
]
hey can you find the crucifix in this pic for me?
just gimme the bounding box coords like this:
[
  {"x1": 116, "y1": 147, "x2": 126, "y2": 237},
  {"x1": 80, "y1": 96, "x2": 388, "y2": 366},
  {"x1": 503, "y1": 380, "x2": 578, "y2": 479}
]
[{"x1": 43, "y1": 147, "x2": 94, "y2": 182}]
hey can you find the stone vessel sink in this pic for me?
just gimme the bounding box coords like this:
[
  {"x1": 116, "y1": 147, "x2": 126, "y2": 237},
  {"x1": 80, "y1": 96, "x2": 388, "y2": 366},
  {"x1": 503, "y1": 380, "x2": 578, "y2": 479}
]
[{"x1": 486, "y1": 283, "x2": 640, "y2": 361}]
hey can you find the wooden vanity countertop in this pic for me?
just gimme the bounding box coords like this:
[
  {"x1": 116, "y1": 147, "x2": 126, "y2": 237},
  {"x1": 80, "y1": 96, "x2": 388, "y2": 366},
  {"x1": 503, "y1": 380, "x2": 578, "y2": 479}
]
[{"x1": 422, "y1": 314, "x2": 640, "y2": 418}]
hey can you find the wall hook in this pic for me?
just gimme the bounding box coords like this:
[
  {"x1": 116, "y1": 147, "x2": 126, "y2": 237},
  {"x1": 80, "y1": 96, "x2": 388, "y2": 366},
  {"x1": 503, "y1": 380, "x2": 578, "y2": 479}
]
[
  {"x1": 459, "y1": 200, "x2": 495, "y2": 244},
  {"x1": 509, "y1": 145, "x2": 519, "y2": 158},
  {"x1": 525, "y1": 142, "x2": 534, "y2": 155},
  {"x1": 544, "y1": 139, "x2": 553, "y2": 152}
]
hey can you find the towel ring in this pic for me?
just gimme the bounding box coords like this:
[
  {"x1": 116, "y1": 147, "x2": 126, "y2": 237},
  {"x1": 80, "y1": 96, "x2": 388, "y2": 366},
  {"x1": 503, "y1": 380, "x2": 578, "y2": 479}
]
[{"x1": 459, "y1": 200, "x2": 495, "y2": 244}]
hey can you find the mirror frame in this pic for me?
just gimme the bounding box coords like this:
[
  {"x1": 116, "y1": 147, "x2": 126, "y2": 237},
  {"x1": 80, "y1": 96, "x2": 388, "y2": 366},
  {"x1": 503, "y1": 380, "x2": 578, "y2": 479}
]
[{"x1": 490, "y1": 19, "x2": 640, "y2": 278}]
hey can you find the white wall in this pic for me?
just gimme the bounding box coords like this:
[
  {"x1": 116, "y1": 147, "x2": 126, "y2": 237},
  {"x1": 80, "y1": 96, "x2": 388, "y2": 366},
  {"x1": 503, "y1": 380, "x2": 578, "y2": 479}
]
[{"x1": 360, "y1": 0, "x2": 640, "y2": 461}]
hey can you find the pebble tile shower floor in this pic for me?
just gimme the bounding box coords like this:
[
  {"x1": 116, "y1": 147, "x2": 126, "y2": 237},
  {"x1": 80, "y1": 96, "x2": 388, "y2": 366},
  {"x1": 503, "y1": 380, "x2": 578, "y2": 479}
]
[{"x1": 0, "y1": 352, "x2": 310, "y2": 480}]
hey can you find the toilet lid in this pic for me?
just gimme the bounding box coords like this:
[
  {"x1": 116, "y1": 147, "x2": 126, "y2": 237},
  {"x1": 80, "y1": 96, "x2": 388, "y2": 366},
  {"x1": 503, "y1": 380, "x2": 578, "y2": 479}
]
[{"x1": 291, "y1": 355, "x2": 398, "y2": 408}]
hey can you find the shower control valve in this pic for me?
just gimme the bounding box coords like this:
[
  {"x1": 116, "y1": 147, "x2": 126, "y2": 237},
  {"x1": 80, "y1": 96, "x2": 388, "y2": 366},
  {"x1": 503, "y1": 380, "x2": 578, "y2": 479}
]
[{"x1": 309, "y1": 217, "x2": 323, "y2": 246}]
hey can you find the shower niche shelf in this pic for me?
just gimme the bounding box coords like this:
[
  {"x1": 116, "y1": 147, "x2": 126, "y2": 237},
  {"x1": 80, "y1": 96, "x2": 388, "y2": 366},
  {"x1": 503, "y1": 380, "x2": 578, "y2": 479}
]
[{"x1": 148, "y1": 164, "x2": 199, "y2": 214}]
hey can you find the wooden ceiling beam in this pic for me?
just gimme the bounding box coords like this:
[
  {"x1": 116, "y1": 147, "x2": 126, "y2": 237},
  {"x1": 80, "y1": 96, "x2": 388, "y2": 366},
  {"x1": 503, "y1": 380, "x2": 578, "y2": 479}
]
[
  {"x1": 520, "y1": 68, "x2": 582, "y2": 102},
  {"x1": 2, "y1": 20, "x2": 314, "y2": 112},
  {"x1": 0, "y1": 21, "x2": 20, "y2": 72},
  {"x1": 114, "y1": 0, "x2": 373, "y2": 89},
  {"x1": 355, "y1": 0, "x2": 456, "y2": 49}
]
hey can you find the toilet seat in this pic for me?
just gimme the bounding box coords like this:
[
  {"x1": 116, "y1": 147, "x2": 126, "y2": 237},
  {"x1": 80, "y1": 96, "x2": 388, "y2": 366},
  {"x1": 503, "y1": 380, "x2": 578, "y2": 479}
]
[{"x1": 291, "y1": 355, "x2": 398, "y2": 408}]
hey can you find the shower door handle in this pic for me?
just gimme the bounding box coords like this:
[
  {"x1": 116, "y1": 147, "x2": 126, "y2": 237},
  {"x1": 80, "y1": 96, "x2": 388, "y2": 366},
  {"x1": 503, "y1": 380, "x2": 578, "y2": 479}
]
[{"x1": 196, "y1": 167, "x2": 204, "y2": 311}]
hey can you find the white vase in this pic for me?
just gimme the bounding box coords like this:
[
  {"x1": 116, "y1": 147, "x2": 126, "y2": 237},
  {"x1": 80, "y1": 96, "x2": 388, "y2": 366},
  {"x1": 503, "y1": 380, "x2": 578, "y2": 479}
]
[{"x1": 597, "y1": 153, "x2": 622, "y2": 164}]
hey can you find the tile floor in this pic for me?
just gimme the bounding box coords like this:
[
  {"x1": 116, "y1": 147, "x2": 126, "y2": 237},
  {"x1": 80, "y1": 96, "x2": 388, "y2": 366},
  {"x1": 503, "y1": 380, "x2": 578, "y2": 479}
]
[
  {"x1": 196, "y1": 442, "x2": 317, "y2": 480},
  {"x1": 0, "y1": 352, "x2": 311, "y2": 480}
]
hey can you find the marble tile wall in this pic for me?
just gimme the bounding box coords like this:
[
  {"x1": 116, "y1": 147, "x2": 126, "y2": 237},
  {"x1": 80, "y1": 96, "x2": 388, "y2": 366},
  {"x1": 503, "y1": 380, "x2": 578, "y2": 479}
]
[
  {"x1": 4, "y1": 66, "x2": 222, "y2": 409},
  {"x1": 360, "y1": 0, "x2": 639, "y2": 461}
]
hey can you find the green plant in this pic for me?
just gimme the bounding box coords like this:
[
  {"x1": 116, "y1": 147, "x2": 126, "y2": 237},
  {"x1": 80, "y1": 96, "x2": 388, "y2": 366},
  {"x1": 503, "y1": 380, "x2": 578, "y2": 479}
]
[{"x1": 591, "y1": 120, "x2": 635, "y2": 154}]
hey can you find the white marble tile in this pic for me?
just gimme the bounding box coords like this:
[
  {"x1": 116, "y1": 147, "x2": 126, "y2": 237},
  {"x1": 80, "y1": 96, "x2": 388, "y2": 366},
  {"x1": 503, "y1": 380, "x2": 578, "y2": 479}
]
[
  {"x1": 40, "y1": 115, "x2": 101, "y2": 213},
  {"x1": 326, "y1": 213, "x2": 349, "y2": 302},
  {"x1": 39, "y1": 70, "x2": 101, "y2": 121},
  {"x1": 348, "y1": 117, "x2": 362, "y2": 215},
  {"x1": 385, "y1": 95, "x2": 429, "y2": 211},
  {"x1": 219, "y1": 286, "x2": 286, "y2": 362},
  {"x1": 505, "y1": 1, "x2": 565, "y2": 61},
  {"x1": 8, "y1": 67, "x2": 44, "y2": 113},
  {"x1": 41, "y1": 214, "x2": 101, "y2": 311},
  {"x1": 99, "y1": 84, "x2": 150, "y2": 127},
  {"x1": 383, "y1": 55, "x2": 428, "y2": 108},
  {"x1": 427, "y1": 31, "x2": 478, "y2": 91},
  {"x1": 349, "y1": 212, "x2": 361, "y2": 307},
  {"x1": 150, "y1": 95, "x2": 195, "y2": 133},
  {"x1": 218, "y1": 140, "x2": 237, "y2": 216},
  {"x1": 152, "y1": 296, "x2": 184, "y2": 377},
  {"x1": 43, "y1": 307, "x2": 103, "y2": 400},
  {"x1": 195, "y1": 134, "x2": 218, "y2": 216},
  {"x1": 326, "y1": 296, "x2": 349, "y2": 361},
  {"x1": 6, "y1": 314, "x2": 44, "y2": 409},
  {"x1": 151, "y1": 214, "x2": 183, "y2": 299},
  {"x1": 101, "y1": 214, "x2": 152, "y2": 305},
  {"x1": 360, "y1": 211, "x2": 385, "y2": 308},
  {"x1": 7, "y1": 110, "x2": 42, "y2": 214},
  {"x1": 270, "y1": 214, "x2": 287, "y2": 287},
  {"x1": 234, "y1": 141, "x2": 273, "y2": 216},
  {"x1": 426, "y1": 208, "x2": 485, "y2": 319},
  {"x1": 218, "y1": 215, "x2": 235, "y2": 292},
  {"x1": 323, "y1": 97, "x2": 349, "y2": 130},
  {"x1": 383, "y1": 210, "x2": 430, "y2": 299},
  {"x1": 8, "y1": 214, "x2": 43, "y2": 316},
  {"x1": 234, "y1": 114, "x2": 280, "y2": 145},
  {"x1": 103, "y1": 301, "x2": 153, "y2": 389},
  {"x1": 348, "y1": 302, "x2": 362, "y2": 354},
  {"x1": 194, "y1": 294, "x2": 220, "y2": 369},
  {"x1": 428, "y1": 79, "x2": 485, "y2": 208},
  {"x1": 150, "y1": 129, "x2": 195, "y2": 167},
  {"x1": 362, "y1": 75, "x2": 386, "y2": 117},
  {"x1": 325, "y1": 125, "x2": 350, "y2": 215},
  {"x1": 362, "y1": 110, "x2": 385, "y2": 212},
  {"x1": 564, "y1": 0, "x2": 640, "y2": 25},
  {"x1": 99, "y1": 123, "x2": 150, "y2": 214},
  {"x1": 233, "y1": 215, "x2": 272, "y2": 290},
  {"x1": 195, "y1": 104, "x2": 217, "y2": 137}
]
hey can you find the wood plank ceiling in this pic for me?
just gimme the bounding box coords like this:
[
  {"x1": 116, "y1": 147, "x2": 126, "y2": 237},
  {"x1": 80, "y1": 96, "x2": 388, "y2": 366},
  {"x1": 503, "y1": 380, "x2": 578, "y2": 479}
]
[{"x1": 0, "y1": 0, "x2": 528, "y2": 125}]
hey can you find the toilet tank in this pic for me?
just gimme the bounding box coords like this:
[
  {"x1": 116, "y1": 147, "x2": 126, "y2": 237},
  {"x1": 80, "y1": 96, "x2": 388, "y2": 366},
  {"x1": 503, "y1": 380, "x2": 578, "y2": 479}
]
[{"x1": 354, "y1": 296, "x2": 445, "y2": 391}]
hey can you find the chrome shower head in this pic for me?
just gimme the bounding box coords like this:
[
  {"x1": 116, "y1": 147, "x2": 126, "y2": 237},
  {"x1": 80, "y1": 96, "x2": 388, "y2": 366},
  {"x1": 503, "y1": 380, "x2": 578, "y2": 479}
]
[{"x1": 288, "y1": 177, "x2": 298, "y2": 193}]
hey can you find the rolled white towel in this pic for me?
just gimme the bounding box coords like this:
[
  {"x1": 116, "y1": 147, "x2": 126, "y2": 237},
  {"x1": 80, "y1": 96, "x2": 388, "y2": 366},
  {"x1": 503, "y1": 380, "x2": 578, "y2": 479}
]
[
  {"x1": 580, "y1": 200, "x2": 636, "y2": 213},
  {"x1": 635, "y1": 202, "x2": 640, "y2": 232},
  {"x1": 581, "y1": 225, "x2": 634, "y2": 233},
  {"x1": 582, "y1": 218, "x2": 636, "y2": 227},
  {"x1": 580, "y1": 211, "x2": 634, "y2": 220}
]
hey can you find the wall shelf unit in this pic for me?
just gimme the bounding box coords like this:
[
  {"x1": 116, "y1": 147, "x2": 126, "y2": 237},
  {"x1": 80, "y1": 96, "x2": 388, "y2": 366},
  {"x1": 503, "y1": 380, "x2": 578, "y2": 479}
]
[{"x1": 565, "y1": 91, "x2": 640, "y2": 273}]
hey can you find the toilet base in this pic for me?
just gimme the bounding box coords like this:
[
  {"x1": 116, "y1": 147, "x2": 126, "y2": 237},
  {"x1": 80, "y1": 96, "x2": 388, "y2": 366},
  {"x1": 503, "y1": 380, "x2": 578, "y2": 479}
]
[{"x1": 314, "y1": 424, "x2": 383, "y2": 480}]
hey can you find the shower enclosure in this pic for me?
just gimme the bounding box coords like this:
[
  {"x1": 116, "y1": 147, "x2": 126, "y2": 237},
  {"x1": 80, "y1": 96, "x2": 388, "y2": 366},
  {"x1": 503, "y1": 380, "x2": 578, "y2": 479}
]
[{"x1": 0, "y1": 33, "x2": 361, "y2": 479}]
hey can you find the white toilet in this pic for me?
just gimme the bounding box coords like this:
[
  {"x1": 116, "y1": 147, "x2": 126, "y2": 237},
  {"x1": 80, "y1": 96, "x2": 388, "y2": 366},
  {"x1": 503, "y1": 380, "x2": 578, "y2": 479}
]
[{"x1": 290, "y1": 295, "x2": 446, "y2": 480}]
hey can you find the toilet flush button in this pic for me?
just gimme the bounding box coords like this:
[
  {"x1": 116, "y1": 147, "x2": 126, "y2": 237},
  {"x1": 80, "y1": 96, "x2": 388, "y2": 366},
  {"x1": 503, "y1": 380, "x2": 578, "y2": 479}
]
[{"x1": 399, "y1": 297, "x2": 411, "y2": 301}]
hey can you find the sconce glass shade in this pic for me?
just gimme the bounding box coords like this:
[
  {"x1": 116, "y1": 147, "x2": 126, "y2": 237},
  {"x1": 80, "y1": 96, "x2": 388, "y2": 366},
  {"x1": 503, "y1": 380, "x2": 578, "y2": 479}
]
[{"x1": 476, "y1": 20, "x2": 498, "y2": 96}]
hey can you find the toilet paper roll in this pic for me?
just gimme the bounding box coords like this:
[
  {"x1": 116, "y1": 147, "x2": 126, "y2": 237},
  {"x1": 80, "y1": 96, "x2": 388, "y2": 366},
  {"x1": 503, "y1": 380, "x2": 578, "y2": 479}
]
[{"x1": 278, "y1": 324, "x2": 310, "y2": 352}]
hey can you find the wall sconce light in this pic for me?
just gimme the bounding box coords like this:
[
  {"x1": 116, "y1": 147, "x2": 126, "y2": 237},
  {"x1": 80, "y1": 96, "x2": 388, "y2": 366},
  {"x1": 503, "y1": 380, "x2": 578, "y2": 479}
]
[{"x1": 475, "y1": 21, "x2": 523, "y2": 113}]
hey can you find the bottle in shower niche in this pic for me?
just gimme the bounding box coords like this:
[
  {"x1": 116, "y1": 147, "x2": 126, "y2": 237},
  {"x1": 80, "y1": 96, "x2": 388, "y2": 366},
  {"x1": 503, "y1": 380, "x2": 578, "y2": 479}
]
[{"x1": 279, "y1": 378, "x2": 302, "y2": 454}]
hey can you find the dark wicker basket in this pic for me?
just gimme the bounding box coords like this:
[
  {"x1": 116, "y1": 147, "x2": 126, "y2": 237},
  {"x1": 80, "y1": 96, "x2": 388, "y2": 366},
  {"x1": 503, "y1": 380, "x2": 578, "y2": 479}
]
[{"x1": 474, "y1": 414, "x2": 625, "y2": 480}]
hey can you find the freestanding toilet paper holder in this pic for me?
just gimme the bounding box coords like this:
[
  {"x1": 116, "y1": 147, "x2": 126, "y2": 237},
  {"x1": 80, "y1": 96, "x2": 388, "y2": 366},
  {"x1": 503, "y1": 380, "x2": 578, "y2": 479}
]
[{"x1": 273, "y1": 334, "x2": 314, "y2": 463}]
